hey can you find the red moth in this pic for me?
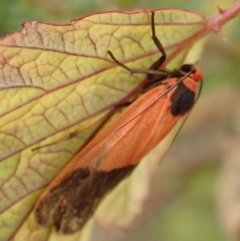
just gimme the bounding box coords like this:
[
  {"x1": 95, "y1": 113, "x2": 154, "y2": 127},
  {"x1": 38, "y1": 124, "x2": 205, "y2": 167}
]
[{"x1": 34, "y1": 11, "x2": 203, "y2": 234}]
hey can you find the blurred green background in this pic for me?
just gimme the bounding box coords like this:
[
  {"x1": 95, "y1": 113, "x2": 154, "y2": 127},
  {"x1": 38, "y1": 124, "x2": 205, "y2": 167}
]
[{"x1": 1, "y1": 0, "x2": 239, "y2": 241}]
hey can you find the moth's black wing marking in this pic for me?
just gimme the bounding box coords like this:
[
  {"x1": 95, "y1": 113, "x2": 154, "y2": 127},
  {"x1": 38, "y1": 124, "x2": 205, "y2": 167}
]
[
  {"x1": 170, "y1": 82, "x2": 195, "y2": 116},
  {"x1": 35, "y1": 165, "x2": 135, "y2": 234},
  {"x1": 170, "y1": 64, "x2": 199, "y2": 115}
]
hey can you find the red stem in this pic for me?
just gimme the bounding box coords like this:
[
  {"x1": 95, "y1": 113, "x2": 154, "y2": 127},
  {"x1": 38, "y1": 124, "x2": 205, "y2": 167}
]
[{"x1": 208, "y1": 0, "x2": 240, "y2": 34}]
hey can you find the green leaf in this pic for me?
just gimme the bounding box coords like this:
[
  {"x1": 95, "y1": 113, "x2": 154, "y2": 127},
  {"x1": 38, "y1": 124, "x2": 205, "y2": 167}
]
[{"x1": 0, "y1": 8, "x2": 210, "y2": 241}]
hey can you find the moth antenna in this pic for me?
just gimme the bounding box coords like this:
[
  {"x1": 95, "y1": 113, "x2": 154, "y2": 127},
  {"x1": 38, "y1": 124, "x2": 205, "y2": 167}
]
[
  {"x1": 32, "y1": 136, "x2": 71, "y2": 151},
  {"x1": 32, "y1": 110, "x2": 113, "y2": 151}
]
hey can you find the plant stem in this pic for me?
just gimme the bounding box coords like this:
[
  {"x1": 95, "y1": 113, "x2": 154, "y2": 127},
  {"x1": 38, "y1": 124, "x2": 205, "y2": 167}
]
[{"x1": 208, "y1": 0, "x2": 240, "y2": 33}]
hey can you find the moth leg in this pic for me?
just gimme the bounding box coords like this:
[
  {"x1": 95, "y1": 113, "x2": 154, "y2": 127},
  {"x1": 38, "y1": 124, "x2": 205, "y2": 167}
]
[{"x1": 108, "y1": 12, "x2": 167, "y2": 76}]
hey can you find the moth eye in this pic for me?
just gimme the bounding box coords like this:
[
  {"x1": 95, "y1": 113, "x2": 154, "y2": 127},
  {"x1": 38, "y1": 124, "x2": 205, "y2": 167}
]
[{"x1": 180, "y1": 64, "x2": 196, "y2": 74}]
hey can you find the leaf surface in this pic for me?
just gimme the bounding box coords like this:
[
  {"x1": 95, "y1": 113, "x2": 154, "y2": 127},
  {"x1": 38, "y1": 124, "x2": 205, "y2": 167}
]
[{"x1": 0, "y1": 8, "x2": 210, "y2": 241}]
